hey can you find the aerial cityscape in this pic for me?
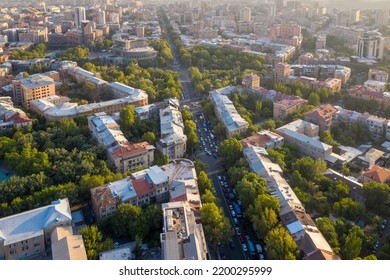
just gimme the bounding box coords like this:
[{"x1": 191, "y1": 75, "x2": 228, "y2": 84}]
[{"x1": 0, "y1": 0, "x2": 390, "y2": 261}]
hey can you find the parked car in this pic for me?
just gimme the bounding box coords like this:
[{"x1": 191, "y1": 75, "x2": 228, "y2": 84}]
[
  {"x1": 229, "y1": 239, "x2": 235, "y2": 248},
  {"x1": 255, "y1": 244, "x2": 263, "y2": 253},
  {"x1": 235, "y1": 227, "x2": 241, "y2": 235},
  {"x1": 233, "y1": 218, "x2": 238, "y2": 225},
  {"x1": 242, "y1": 244, "x2": 248, "y2": 252}
]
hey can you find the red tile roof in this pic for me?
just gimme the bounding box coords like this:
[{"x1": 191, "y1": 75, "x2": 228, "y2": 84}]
[
  {"x1": 111, "y1": 141, "x2": 152, "y2": 159},
  {"x1": 7, "y1": 112, "x2": 32, "y2": 124},
  {"x1": 132, "y1": 178, "x2": 153, "y2": 196},
  {"x1": 362, "y1": 165, "x2": 390, "y2": 184},
  {"x1": 305, "y1": 104, "x2": 338, "y2": 121}
]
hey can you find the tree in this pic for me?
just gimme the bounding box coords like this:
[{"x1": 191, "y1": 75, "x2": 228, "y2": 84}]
[
  {"x1": 198, "y1": 171, "x2": 213, "y2": 194},
  {"x1": 236, "y1": 173, "x2": 267, "y2": 208},
  {"x1": 333, "y1": 198, "x2": 365, "y2": 221},
  {"x1": 119, "y1": 106, "x2": 136, "y2": 131},
  {"x1": 219, "y1": 138, "x2": 243, "y2": 169},
  {"x1": 265, "y1": 225, "x2": 299, "y2": 260},
  {"x1": 308, "y1": 92, "x2": 320, "y2": 106},
  {"x1": 363, "y1": 182, "x2": 390, "y2": 216},
  {"x1": 194, "y1": 160, "x2": 207, "y2": 174},
  {"x1": 80, "y1": 225, "x2": 114, "y2": 260},
  {"x1": 201, "y1": 189, "x2": 217, "y2": 204},
  {"x1": 292, "y1": 157, "x2": 326, "y2": 180},
  {"x1": 200, "y1": 202, "x2": 233, "y2": 246},
  {"x1": 316, "y1": 217, "x2": 340, "y2": 254},
  {"x1": 341, "y1": 229, "x2": 363, "y2": 260},
  {"x1": 141, "y1": 131, "x2": 156, "y2": 144},
  {"x1": 110, "y1": 204, "x2": 144, "y2": 239},
  {"x1": 213, "y1": 123, "x2": 226, "y2": 139},
  {"x1": 181, "y1": 109, "x2": 193, "y2": 122}
]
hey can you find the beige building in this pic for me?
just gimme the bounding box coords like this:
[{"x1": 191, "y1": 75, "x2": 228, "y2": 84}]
[
  {"x1": 88, "y1": 113, "x2": 155, "y2": 173},
  {"x1": 160, "y1": 201, "x2": 208, "y2": 260},
  {"x1": 304, "y1": 104, "x2": 338, "y2": 133},
  {"x1": 274, "y1": 62, "x2": 291, "y2": 84},
  {"x1": 242, "y1": 73, "x2": 260, "y2": 89},
  {"x1": 12, "y1": 73, "x2": 55, "y2": 109},
  {"x1": 0, "y1": 199, "x2": 73, "y2": 260},
  {"x1": 51, "y1": 226, "x2": 87, "y2": 260},
  {"x1": 273, "y1": 98, "x2": 307, "y2": 120},
  {"x1": 276, "y1": 120, "x2": 334, "y2": 160}
]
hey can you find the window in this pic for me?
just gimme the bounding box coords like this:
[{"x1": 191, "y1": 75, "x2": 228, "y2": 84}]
[
  {"x1": 8, "y1": 244, "x2": 15, "y2": 248},
  {"x1": 34, "y1": 243, "x2": 40, "y2": 247},
  {"x1": 22, "y1": 246, "x2": 29, "y2": 251},
  {"x1": 33, "y1": 236, "x2": 40, "y2": 241},
  {"x1": 9, "y1": 250, "x2": 16, "y2": 255},
  {"x1": 21, "y1": 240, "x2": 28, "y2": 245}
]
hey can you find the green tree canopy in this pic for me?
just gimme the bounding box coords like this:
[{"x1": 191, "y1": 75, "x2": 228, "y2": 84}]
[{"x1": 265, "y1": 225, "x2": 299, "y2": 260}]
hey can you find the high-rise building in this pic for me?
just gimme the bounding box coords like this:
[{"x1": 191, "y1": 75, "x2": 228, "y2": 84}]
[
  {"x1": 239, "y1": 7, "x2": 251, "y2": 22},
  {"x1": 97, "y1": 10, "x2": 106, "y2": 25},
  {"x1": 274, "y1": 62, "x2": 291, "y2": 84},
  {"x1": 74, "y1": 7, "x2": 86, "y2": 29},
  {"x1": 357, "y1": 31, "x2": 384, "y2": 59},
  {"x1": 350, "y1": 9, "x2": 360, "y2": 24},
  {"x1": 376, "y1": 10, "x2": 390, "y2": 26},
  {"x1": 316, "y1": 34, "x2": 326, "y2": 49}
]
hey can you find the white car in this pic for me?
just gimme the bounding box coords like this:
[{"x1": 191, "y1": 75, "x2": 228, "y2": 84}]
[{"x1": 242, "y1": 244, "x2": 248, "y2": 252}]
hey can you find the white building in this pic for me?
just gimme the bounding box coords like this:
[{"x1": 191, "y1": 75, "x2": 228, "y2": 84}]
[
  {"x1": 74, "y1": 7, "x2": 86, "y2": 29},
  {"x1": 209, "y1": 88, "x2": 249, "y2": 138},
  {"x1": 156, "y1": 99, "x2": 187, "y2": 161},
  {"x1": 357, "y1": 31, "x2": 384, "y2": 60}
]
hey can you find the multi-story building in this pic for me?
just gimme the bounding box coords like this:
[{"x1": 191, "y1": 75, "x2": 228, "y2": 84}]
[
  {"x1": 242, "y1": 73, "x2": 260, "y2": 89},
  {"x1": 12, "y1": 73, "x2": 55, "y2": 109},
  {"x1": 91, "y1": 159, "x2": 201, "y2": 221},
  {"x1": 274, "y1": 62, "x2": 291, "y2": 84},
  {"x1": 362, "y1": 165, "x2": 390, "y2": 185},
  {"x1": 375, "y1": 10, "x2": 390, "y2": 26},
  {"x1": 364, "y1": 80, "x2": 387, "y2": 92},
  {"x1": 156, "y1": 99, "x2": 187, "y2": 160},
  {"x1": 289, "y1": 64, "x2": 351, "y2": 84},
  {"x1": 269, "y1": 24, "x2": 303, "y2": 48},
  {"x1": 304, "y1": 104, "x2": 338, "y2": 133},
  {"x1": 109, "y1": 34, "x2": 157, "y2": 63},
  {"x1": 349, "y1": 85, "x2": 390, "y2": 110},
  {"x1": 276, "y1": 120, "x2": 334, "y2": 160},
  {"x1": 0, "y1": 97, "x2": 32, "y2": 130},
  {"x1": 74, "y1": 7, "x2": 86, "y2": 29},
  {"x1": 88, "y1": 113, "x2": 155, "y2": 173},
  {"x1": 315, "y1": 34, "x2": 326, "y2": 50},
  {"x1": 240, "y1": 130, "x2": 284, "y2": 150},
  {"x1": 273, "y1": 97, "x2": 307, "y2": 121},
  {"x1": 357, "y1": 31, "x2": 384, "y2": 60},
  {"x1": 209, "y1": 89, "x2": 249, "y2": 138},
  {"x1": 0, "y1": 198, "x2": 85, "y2": 260},
  {"x1": 368, "y1": 69, "x2": 389, "y2": 83},
  {"x1": 160, "y1": 201, "x2": 208, "y2": 260},
  {"x1": 243, "y1": 146, "x2": 338, "y2": 260},
  {"x1": 51, "y1": 226, "x2": 87, "y2": 260}
]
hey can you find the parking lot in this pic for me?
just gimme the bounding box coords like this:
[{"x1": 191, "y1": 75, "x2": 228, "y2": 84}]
[{"x1": 193, "y1": 112, "x2": 266, "y2": 260}]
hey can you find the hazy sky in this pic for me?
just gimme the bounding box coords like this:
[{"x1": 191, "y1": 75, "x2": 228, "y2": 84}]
[{"x1": 319, "y1": 0, "x2": 390, "y2": 10}]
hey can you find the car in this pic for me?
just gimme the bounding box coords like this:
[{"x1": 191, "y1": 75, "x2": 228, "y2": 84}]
[
  {"x1": 207, "y1": 151, "x2": 212, "y2": 156},
  {"x1": 231, "y1": 210, "x2": 236, "y2": 217},
  {"x1": 235, "y1": 227, "x2": 241, "y2": 235},
  {"x1": 213, "y1": 153, "x2": 217, "y2": 158},
  {"x1": 255, "y1": 244, "x2": 263, "y2": 253},
  {"x1": 245, "y1": 235, "x2": 250, "y2": 240},
  {"x1": 218, "y1": 175, "x2": 221, "y2": 180},
  {"x1": 242, "y1": 244, "x2": 248, "y2": 252},
  {"x1": 228, "y1": 204, "x2": 233, "y2": 211},
  {"x1": 233, "y1": 218, "x2": 238, "y2": 225},
  {"x1": 239, "y1": 235, "x2": 244, "y2": 243},
  {"x1": 259, "y1": 254, "x2": 265, "y2": 260},
  {"x1": 229, "y1": 239, "x2": 235, "y2": 248}
]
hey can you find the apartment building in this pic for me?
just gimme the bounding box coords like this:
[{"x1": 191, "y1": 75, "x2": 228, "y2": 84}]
[
  {"x1": 12, "y1": 73, "x2": 55, "y2": 109},
  {"x1": 91, "y1": 159, "x2": 201, "y2": 222},
  {"x1": 243, "y1": 146, "x2": 338, "y2": 260},
  {"x1": 274, "y1": 62, "x2": 291, "y2": 84},
  {"x1": 160, "y1": 201, "x2": 208, "y2": 260},
  {"x1": 156, "y1": 99, "x2": 187, "y2": 160},
  {"x1": 364, "y1": 80, "x2": 387, "y2": 92},
  {"x1": 209, "y1": 90, "x2": 249, "y2": 138},
  {"x1": 88, "y1": 113, "x2": 155, "y2": 173},
  {"x1": 349, "y1": 85, "x2": 390, "y2": 110},
  {"x1": 304, "y1": 104, "x2": 338, "y2": 133},
  {"x1": 242, "y1": 73, "x2": 260, "y2": 89},
  {"x1": 269, "y1": 24, "x2": 303, "y2": 48},
  {"x1": 368, "y1": 69, "x2": 388, "y2": 83},
  {"x1": 275, "y1": 120, "x2": 334, "y2": 160},
  {"x1": 240, "y1": 130, "x2": 284, "y2": 150},
  {"x1": 273, "y1": 97, "x2": 307, "y2": 120},
  {"x1": 0, "y1": 198, "x2": 81, "y2": 260},
  {"x1": 0, "y1": 97, "x2": 32, "y2": 130},
  {"x1": 51, "y1": 226, "x2": 87, "y2": 260}
]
